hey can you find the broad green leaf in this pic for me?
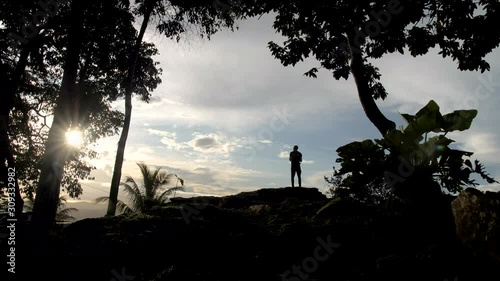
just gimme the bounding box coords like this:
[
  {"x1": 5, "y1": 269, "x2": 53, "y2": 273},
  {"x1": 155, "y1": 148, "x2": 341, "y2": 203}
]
[
  {"x1": 404, "y1": 100, "x2": 445, "y2": 137},
  {"x1": 398, "y1": 112, "x2": 416, "y2": 125},
  {"x1": 442, "y1": 110, "x2": 478, "y2": 132},
  {"x1": 415, "y1": 100, "x2": 440, "y2": 118}
]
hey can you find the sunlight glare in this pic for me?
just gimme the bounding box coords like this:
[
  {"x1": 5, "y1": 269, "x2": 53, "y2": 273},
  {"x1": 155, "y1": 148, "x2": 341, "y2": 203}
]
[{"x1": 66, "y1": 130, "x2": 83, "y2": 147}]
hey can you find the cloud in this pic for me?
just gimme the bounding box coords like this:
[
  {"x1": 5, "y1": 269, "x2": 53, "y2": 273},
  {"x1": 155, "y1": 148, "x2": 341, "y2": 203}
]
[
  {"x1": 476, "y1": 182, "x2": 500, "y2": 193},
  {"x1": 278, "y1": 151, "x2": 289, "y2": 158},
  {"x1": 77, "y1": 13, "x2": 500, "y2": 210},
  {"x1": 193, "y1": 136, "x2": 218, "y2": 149},
  {"x1": 147, "y1": 129, "x2": 188, "y2": 151},
  {"x1": 455, "y1": 132, "x2": 500, "y2": 164},
  {"x1": 304, "y1": 169, "x2": 333, "y2": 194}
]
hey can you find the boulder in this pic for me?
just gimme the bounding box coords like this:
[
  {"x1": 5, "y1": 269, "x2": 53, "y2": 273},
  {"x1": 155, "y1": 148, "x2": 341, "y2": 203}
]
[{"x1": 451, "y1": 187, "x2": 500, "y2": 263}]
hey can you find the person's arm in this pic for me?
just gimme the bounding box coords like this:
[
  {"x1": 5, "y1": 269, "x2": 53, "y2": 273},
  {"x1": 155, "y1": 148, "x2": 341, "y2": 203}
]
[
  {"x1": 289, "y1": 152, "x2": 292, "y2": 161},
  {"x1": 299, "y1": 153, "x2": 302, "y2": 163}
]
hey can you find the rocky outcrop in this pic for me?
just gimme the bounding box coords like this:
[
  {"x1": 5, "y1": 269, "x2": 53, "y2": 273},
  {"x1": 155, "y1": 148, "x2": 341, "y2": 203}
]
[
  {"x1": 451, "y1": 187, "x2": 500, "y2": 263},
  {"x1": 169, "y1": 186, "x2": 328, "y2": 209}
]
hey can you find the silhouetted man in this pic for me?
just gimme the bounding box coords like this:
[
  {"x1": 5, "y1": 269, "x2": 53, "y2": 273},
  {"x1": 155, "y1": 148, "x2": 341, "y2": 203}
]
[{"x1": 289, "y1": 145, "x2": 302, "y2": 188}]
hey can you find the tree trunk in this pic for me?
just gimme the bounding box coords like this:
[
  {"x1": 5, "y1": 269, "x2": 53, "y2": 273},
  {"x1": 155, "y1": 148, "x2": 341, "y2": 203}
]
[
  {"x1": 0, "y1": 47, "x2": 30, "y2": 218},
  {"x1": 106, "y1": 2, "x2": 154, "y2": 216},
  {"x1": 346, "y1": 31, "x2": 396, "y2": 136},
  {"x1": 32, "y1": 0, "x2": 85, "y2": 232}
]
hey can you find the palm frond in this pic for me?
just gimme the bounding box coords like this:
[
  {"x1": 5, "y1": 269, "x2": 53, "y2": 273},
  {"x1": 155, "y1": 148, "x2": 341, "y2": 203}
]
[
  {"x1": 93, "y1": 196, "x2": 110, "y2": 204},
  {"x1": 56, "y1": 207, "x2": 78, "y2": 222},
  {"x1": 116, "y1": 162, "x2": 186, "y2": 213},
  {"x1": 116, "y1": 200, "x2": 134, "y2": 214},
  {"x1": 121, "y1": 181, "x2": 144, "y2": 213},
  {"x1": 157, "y1": 186, "x2": 185, "y2": 202}
]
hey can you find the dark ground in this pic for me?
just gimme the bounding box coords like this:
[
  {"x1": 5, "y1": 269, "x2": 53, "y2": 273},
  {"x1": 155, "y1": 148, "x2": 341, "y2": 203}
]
[{"x1": 3, "y1": 187, "x2": 500, "y2": 281}]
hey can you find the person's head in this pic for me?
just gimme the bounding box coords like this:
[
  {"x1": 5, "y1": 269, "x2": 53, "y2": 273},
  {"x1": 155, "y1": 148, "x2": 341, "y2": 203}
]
[{"x1": 293, "y1": 145, "x2": 298, "y2": 151}]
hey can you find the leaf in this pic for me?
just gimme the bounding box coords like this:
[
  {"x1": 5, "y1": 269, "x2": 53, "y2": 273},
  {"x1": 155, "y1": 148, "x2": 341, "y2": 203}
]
[
  {"x1": 304, "y1": 67, "x2": 319, "y2": 78},
  {"x1": 442, "y1": 110, "x2": 478, "y2": 132},
  {"x1": 404, "y1": 100, "x2": 444, "y2": 137},
  {"x1": 415, "y1": 100, "x2": 440, "y2": 119},
  {"x1": 398, "y1": 112, "x2": 416, "y2": 125}
]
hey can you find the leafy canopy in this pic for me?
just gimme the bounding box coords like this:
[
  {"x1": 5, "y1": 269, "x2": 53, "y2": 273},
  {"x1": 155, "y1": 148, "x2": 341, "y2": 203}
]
[{"x1": 238, "y1": 0, "x2": 500, "y2": 100}]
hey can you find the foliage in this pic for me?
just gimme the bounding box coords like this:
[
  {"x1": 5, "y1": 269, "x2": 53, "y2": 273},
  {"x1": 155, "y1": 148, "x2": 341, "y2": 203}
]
[
  {"x1": 237, "y1": 0, "x2": 500, "y2": 136},
  {"x1": 0, "y1": 0, "x2": 162, "y2": 199},
  {"x1": 0, "y1": 192, "x2": 77, "y2": 222},
  {"x1": 245, "y1": 0, "x2": 500, "y2": 97},
  {"x1": 326, "y1": 100, "x2": 498, "y2": 202},
  {"x1": 94, "y1": 162, "x2": 184, "y2": 214}
]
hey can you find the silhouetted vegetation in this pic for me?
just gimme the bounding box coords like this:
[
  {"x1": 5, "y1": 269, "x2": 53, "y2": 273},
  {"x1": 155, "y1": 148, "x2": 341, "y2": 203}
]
[
  {"x1": 95, "y1": 162, "x2": 184, "y2": 214},
  {"x1": 326, "y1": 100, "x2": 498, "y2": 203},
  {"x1": 1, "y1": 0, "x2": 499, "y2": 280}
]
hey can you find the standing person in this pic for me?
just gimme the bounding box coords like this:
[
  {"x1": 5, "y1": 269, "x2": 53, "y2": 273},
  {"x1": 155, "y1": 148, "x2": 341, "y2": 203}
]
[{"x1": 289, "y1": 145, "x2": 302, "y2": 188}]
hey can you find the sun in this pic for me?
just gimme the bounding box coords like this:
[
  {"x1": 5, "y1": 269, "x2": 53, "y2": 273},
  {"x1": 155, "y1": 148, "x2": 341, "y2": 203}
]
[{"x1": 65, "y1": 130, "x2": 83, "y2": 147}]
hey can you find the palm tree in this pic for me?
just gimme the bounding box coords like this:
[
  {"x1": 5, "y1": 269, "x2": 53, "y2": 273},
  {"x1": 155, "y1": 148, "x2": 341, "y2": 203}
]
[
  {"x1": 23, "y1": 195, "x2": 78, "y2": 222},
  {"x1": 95, "y1": 162, "x2": 184, "y2": 214}
]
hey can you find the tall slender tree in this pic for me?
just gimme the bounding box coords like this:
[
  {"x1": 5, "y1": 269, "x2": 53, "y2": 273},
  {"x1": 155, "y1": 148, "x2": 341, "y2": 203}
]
[
  {"x1": 107, "y1": 0, "x2": 158, "y2": 216},
  {"x1": 106, "y1": 0, "x2": 239, "y2": 215}
]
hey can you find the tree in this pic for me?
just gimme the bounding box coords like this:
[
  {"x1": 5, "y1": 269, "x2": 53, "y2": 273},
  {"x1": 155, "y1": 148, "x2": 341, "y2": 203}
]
[
  {"x1": 0, "y1": 0, "x2": 62, "y2": 218},
  {"x1": 239, "y1": 0, "x2": 500, "y2": 136},
  {"x1": 31, "y1": 0, "x2": 85, "y2": 230},
  {"x1": 96, "y1": 162, "x2": 184, "y2": 214},
  {"x1": 106, "y1": 0, "x2": 158, "y2": 216},
  {"x1": 106, "y1": 0, "x2": 239, "y2": 216},
  {"x1": 23, "y1": 195, "x2": 78, "y2": 222},
  {"x1": 6, "y1": 0, "x2": 161, "y2": 202},
  {"x1": 13, "y1": 0, "x2": 161, "y2": 231},
  {"x1": 326, "y1": 100, "x2": 498, "y2": 203}
]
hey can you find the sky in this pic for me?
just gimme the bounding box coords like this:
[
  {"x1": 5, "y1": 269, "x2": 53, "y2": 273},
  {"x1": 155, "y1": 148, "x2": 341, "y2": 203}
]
[{"x1": 67, "y1": 13, "x2": 500, "y2": 220}]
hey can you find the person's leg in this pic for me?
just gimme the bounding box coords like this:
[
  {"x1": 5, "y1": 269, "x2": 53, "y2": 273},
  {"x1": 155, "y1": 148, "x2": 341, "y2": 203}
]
[
  {"x1": 298, "y1": 168, "x2": 302, "y2": 188},
  {"x1": 291, "y1": 169, "x2": 295, "y2": 187}
]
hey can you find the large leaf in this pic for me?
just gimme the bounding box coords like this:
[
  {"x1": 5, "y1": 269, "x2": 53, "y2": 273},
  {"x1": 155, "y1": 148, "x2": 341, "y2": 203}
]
[
  {"x1": 399, "y1": 112, "x2": 416, "y2": 125},
  {"x1": 442, "y1": 110, "x2": 478, "y2": 132},
  {"x1": 415, "y1": 100, "x2": 440, "y2": 118},
  {"x1": 404, "y1": 100, "x2": 444, "y2": 137}
]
